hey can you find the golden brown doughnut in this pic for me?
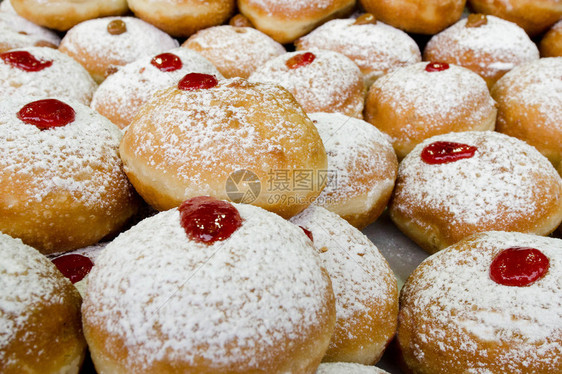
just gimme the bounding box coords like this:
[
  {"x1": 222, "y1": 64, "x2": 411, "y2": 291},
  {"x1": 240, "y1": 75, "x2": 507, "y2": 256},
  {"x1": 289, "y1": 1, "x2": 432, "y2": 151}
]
[
  {"x1": 0, "y1": 10, "x2": 60, "y2": 52},
  {"x1": 0, "y1": 232, "x2": 86, "y2": 374},
  {"x1": 492, "y1": 58, "x2": 562, "y2": 170},
  {"x1": 398, "y1": 231, "x2": 562, "y2": 373},
  {"x1": 540, "y1": 20, "x2": 562, "y2": 57},
  {"x1": 120, "y1": 75, "x2": 327, "y2": 219},
  {"x1": 389, "y1": 131, "x2": 562, "y2": 254}
]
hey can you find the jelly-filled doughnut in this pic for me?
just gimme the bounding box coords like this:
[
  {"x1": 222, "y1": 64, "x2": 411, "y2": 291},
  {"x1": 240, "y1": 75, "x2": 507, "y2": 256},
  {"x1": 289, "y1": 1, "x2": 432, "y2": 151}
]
[
  {"x1": 389, "y1": 131, "x2": 562, "y2": 254},
  {"x1": 540, "y1": 20, "x2": 562, "y2": 57},
  {"x1": 291, "y1": 205, "x2": 398, "y2": 365},
  {"x1": 120, "y1": 75, "x2": 327, "y2": 219},
  {"x1": 0, "y1": 96, "x2": 139, "y2": 254},
  {"x1": 0, "y1": 10, "x2": 60, "y2": 52},
  {"x1": 0, "y1": 232, "x2": 86, "y2": 374},
  {"x1": 398, "y1": 231, "x2": 562, "y2": 374},
  {"x1": 82, "y1": 197, "x2": 336, "y2": 373}
]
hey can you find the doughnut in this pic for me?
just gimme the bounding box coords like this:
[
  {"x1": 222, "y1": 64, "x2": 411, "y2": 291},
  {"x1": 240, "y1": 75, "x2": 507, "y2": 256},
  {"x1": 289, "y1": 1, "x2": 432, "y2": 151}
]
[
  {"x1": 468, "y1": 0, "x2": 562, "y2": 36},
  {"x1": 82, "y1": 196, "x2": 336, "y2": 373},
  {"x1": 364, "y1": 61, "x2": 496, "y2": 159},
  {"x1": 0, "y1": 47, "x2": 97, "y2": 105},
  {"x1": 9, "y1": 0, "x2": 128, "y2": 31},
  {"x1": 127, "y1": 0, "x2": 235, "y2": 38},
  {"x1": 423, "y1": 14, "x2": 540, "y2": 88},
  {"x1": 91, "y1": 47, "x2": 223, "y2": 129},
  {"x1": 228, "y1": 13, "x2": 254, "y2": 28},
  {"x1": 59, "y1": 16, "x2": 179, "y2": 83},
  {"x1": 358, "y1": 0, "x2": 466, "y2": 34},
  {"x1": 398, "y1": 231, "x2": 562, "y2": 373},
  {"x1": 0, "y1": 95, "x2": 140, "y2": 254},
  {"x1": 119, "y1": 75, "x2": 327, "y2": 219},
  {"x1": 492, "y1": 58, "x2": 562, "y2": 170},
  {"x1": 389, "y1": 131, "x2": 562, "y2": 254},
  {"x1": 0, "y1": 232, "x2": 86, "y2": 374},
  {"x1": 237, "y1": 0, "x2": 355, "y2": 44},
  {"x1": 308, "y1": 112, "x2": 398, "y2": 229},
  {"x1": 540, "y1": 20, "x2": 562, "y2": 57},
  {"x1": 290, "y1": 205, "x2": 398, "y2": 365},
  {"x1": 316, "y1": 362, "x2": 390, "y2": 374},
  {"x1": 0, "y1": 10, "x2": 60, "y2": 52},
  {"x1": 295, "y1": 14, "x2": 422, "y2": 87},
  {"x1": 182, "y1": 25, "x2": 285, "y2": 79},
  {"x1": 250, "y1": 50, "x2": 366, "y2": 118}
]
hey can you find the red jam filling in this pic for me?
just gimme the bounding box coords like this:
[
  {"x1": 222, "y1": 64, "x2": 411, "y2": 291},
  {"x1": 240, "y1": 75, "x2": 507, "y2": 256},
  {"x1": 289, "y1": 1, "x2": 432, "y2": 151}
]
[
  {"x1": 425, "y1": 62, "x2": 449, "y2": 72},
  {"x1": 421, "y1": 141, "x2": 477, "y2": 164},
  {"x1": 300, "y1": 226, "x2": 314, "y2": 242},
  {"x1": 52, "y1": 254, "x2": 94, "y2": 284},
  {"x1": 490, "y1": 247, "x2": 549, "y2": 287},
  {"x1": 0, "y1": 50, "x2": 53, "y2": 72},
  {"x1": 178, "y1": 73, "x2": 218, "y2": 91},
  {"x1": 179, "y1": 196, "x2": 243, "y2": 244},
  {"x1": 286, "y1": 52, "x2": 316, "y2": 69},
  {"x1": 150, "y1": 53, "x2": 182, "y2": 72},
  {"x1": 17, "y1": 99, "x2": 75, "y2": 130}
]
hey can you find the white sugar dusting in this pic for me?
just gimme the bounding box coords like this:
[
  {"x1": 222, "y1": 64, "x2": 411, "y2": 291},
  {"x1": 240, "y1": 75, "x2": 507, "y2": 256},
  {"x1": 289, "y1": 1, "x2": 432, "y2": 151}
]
[
  {"x1": 317, "y1": 362, "x2": 390, "y2": 374},
  {"x1": 241, "y1": 0, "x2": 337, "y2": 13},
  {"x1": 83, "y1": 203, "x2": 332, "y2": 369},
  {"x1": 0, "y1": 11, "x2": 60, "y2": 45}
]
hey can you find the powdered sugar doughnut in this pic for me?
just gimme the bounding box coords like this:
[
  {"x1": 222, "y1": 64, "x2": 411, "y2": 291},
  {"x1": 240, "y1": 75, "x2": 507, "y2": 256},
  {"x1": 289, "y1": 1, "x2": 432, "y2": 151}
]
[
  {"x1": 308, "y1": 112, "x2": 398, "y2": 229},
  {"x1": 0, "y1": 47, "x2": 96, "y2": 105},
  {"x1": 398, "y1": 231, "x2": 562, "y2": 373},
  {"x1": 128, "y1": 0, "x2": 235, "y2": 38},
  {"x1": 389, "y1": 131, "x2": 562, "y2": 254},
  {"x1": 359, "y1": 0, "x2": 466, "y2": 34},
  {"x1": 0, "y1": 232, "x2": 86, "y2": 374},
  {"x1": 492, "y1": 58, "x2": 562, "y2": 170},
  {"x1": 364, "y1": 62, "x2": 496, "y2": 159},
  {"x1": 182, "y1": 25, "x2": 285, "y2": 79},
  {"x1": 540, "y1": 21, "x2": 562, "y2": 57},
  {"x1": 423, "y1": 14, "x2": 540, "y2": 88},
  {"x1": 59, "y1": 17, "x2": 179, "y2": 83},
  {"x1": 10, "y1": 0, "x2": 128, "y2": 31},
  {"x1": 120, "y1": 76, "x2": 327, "y2": 219},
  {"x1": 238, "y1": 0, "x2": 355, "y2": 44},
  {"x1": 0, "y1": 10, "x2": 60, "y2": 52},
  {"x1": 250, "y1": 50, "x2": 366, "y2": 118},
  {"x1": 295, "y1": 14, "x2": 421, "y2": 87},
  {"x1": 82, "y1": 197, "x2": 336, "y2": 373},
  {"x1": 91, "y1": 47, "x2": 223, "y2": 129},
  {"x1": 0, "y1": 96, "x2": 140, "y2": 254},
  {"x1": 316, "y1": 362, "x2": 390, "y2": 374},
  {"x1": 291, "y1": 206, "x2": 398, "y2": 365}
]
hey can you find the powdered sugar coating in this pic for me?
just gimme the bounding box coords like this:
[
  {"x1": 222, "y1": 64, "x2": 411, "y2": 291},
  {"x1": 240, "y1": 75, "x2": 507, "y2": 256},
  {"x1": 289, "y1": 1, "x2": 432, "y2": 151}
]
[
  {"x1": 0, "y1": 47, "x2": 96, "y2": 104},
  {"x1": 399, "y1": 231, "x2": 562, "y2": 372},
  {"x1": 249, "y1": 49, "x2": 365, "y2": 118},
  {"x1": 296, "y1": 17, "x2": 421, "y2": 85},
  {"x1": 316, "y1": 362, "x2": 390, "y2": 374},
  {"x1": 91, "y1": 47, "x2": 223, "y2": 128},
  {"x1": 241, "y1": 0, "x2": 340, "y2": 13},
  {"x1": 0, "y1": 11, "x2": 60, "y2": 51},
  {"x1": 83, "y1": 203, "x2": 334, "y2": 370}
]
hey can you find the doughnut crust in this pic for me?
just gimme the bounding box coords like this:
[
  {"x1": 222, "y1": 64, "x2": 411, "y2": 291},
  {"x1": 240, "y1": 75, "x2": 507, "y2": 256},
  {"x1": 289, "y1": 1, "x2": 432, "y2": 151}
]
[
  {"x1": 540, "y1": 21, "x2": 562, "y2": 57},
  {"x1": 0, "y1": 233, "x2": 86, "y2": 374},
  {"x1": 398, "y1": 231, "x2": 562, "y2": 374}
]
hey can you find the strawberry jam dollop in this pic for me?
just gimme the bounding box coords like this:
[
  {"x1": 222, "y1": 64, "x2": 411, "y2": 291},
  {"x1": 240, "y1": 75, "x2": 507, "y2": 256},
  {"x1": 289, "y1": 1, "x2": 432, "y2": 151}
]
[
  {"x1": 286, "y1": 52, "x2": 316, "y2": 69},
  {"x1": 151, "y1": 53, "x2": 182, "y2": 72},
  {"x1": 0, "y1": 50, "x2": 53, "y2": 72},
  {"x1": 52, "y1": 254, "x2": 94, "y2": 284},
  {"x1": 17, "y1": 99, "x2": 75, "y2": 130},
  {"x1": 490, "y1": 247, "x2": 549, "y2": 287},
  {"x1": 300, "y1": 226, "x2": 314, "y2": 242},
  {"x1": 425, "y1": 61, "x2": 449, "y2": 72},
  {"x1": 179, "y1": 196, "x2": 243, "y2": 244},
  {"x1": 178, "y1": 72, "x2": 218, "y2": 91},
  {"x1": 421, "y1": 141, "x2": 477, "y2": 164}
]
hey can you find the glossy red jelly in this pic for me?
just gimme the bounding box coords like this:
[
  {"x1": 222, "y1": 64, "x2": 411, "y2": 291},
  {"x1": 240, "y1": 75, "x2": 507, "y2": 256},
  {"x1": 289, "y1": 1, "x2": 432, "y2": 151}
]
[
  {"x1": 425, "y1": 62, "x2": 449, "y2": 72},
  {"x1": 52, "y1": 254, "x2": 94, "y2": 284},
  {"x1": 286, "y1": 52, "x2": 316, "y2": 69},
  {"x1": 178, "y1": 72, "x2": 218, "y2": 91},
  {"x1": 490, "y1": 247, "x2": 549, "y2": 287},
  {"x1": 179, "y1": 196, "x2": 243, "y2": 244},
  {"x1": 0, "y1": 50, "x2": 53, "y2": 72},
  {"x1": 300, "y1": 226, "x2": 314, "y2": 242},
  {"x1": 421, "y1": 141, "x2": 477, "y2": 164},
  {"x1": 17, "y1": 99, "x2": 75, "y2": 130},
  {"x1": 151, "y1": 53, "x2": 182, "y2": 72}
]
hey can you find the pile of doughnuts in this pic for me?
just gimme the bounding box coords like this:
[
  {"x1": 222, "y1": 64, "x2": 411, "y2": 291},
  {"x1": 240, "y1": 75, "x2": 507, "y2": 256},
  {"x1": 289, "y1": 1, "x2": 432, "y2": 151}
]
[{"x1": 1, "y1": 0, "x2": 562, "y2": 373}]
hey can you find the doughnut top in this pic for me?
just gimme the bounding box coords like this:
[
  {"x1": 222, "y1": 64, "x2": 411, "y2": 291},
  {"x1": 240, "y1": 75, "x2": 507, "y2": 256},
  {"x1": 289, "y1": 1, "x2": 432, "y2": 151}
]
[
  {"x1": 83, "y1": 203, "x2": 333, "y2": 369},
  {"x1": 317, "y1": 362, "x2": 390, "y2": 374},
  {"x1": 0, "y1": 11, "x2": 60, "y2": 51},
  {"x1": 0, "y1": 95, "x2": 126, "y2": 208},
  {"x1": 402, "y1": 231, "x2": 562, "y2": 368},
  {"x1": 242, "y1": 0, "x2": 341, "y2": 13}
]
